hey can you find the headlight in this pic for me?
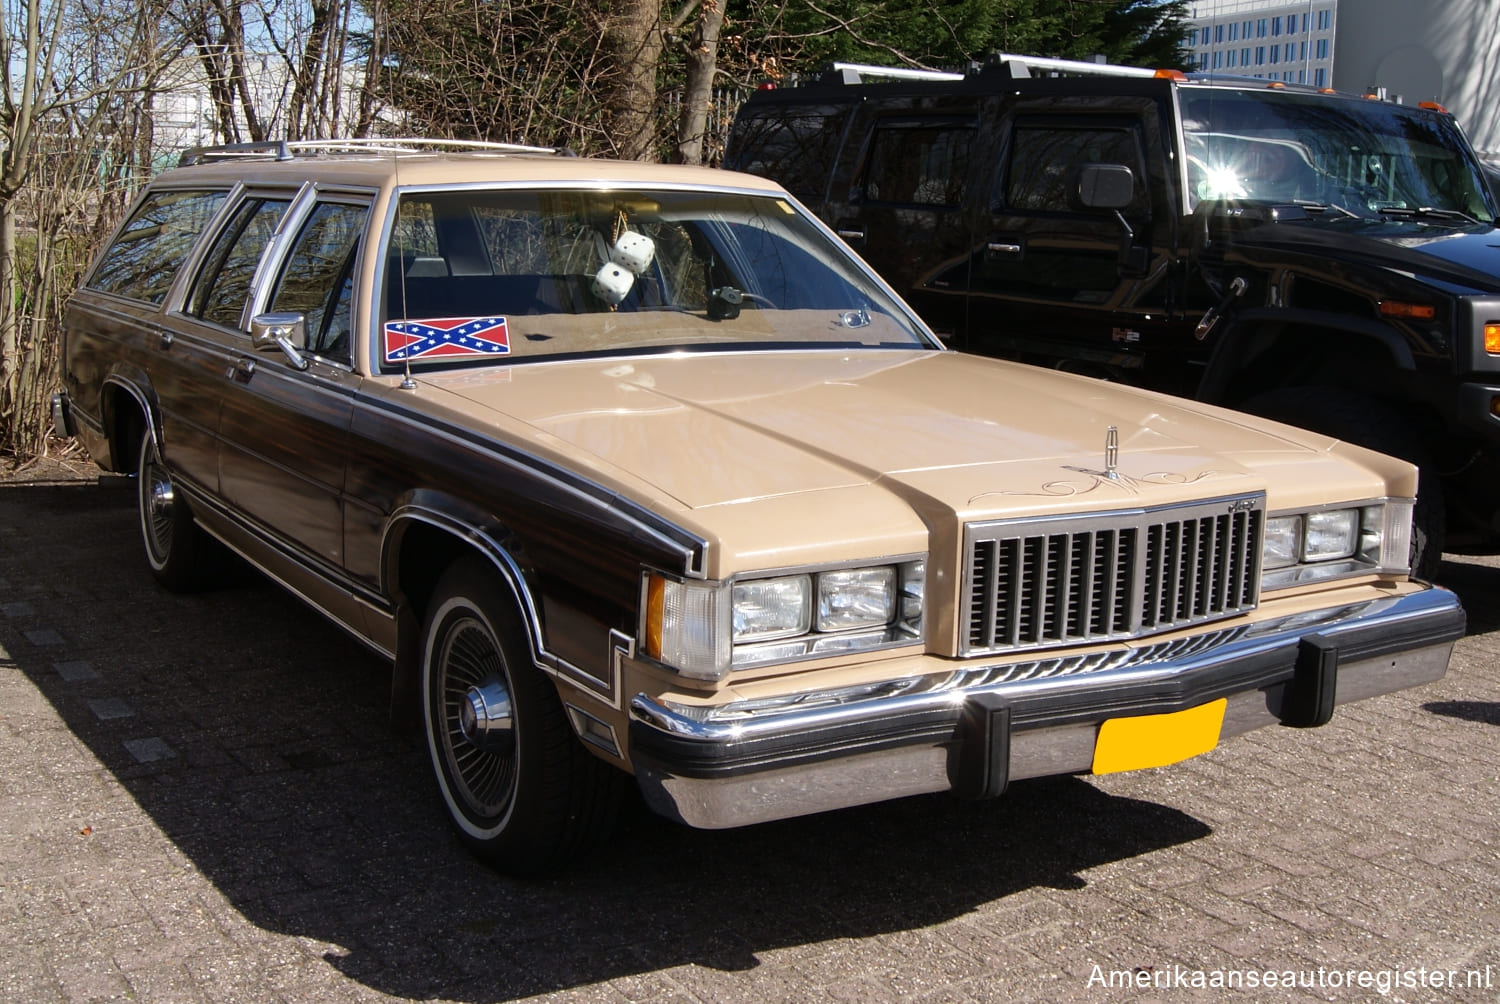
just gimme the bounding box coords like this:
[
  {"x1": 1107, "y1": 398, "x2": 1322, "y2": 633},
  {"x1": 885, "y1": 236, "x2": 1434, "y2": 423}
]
[
  {"x1": 1264, "y1": 515, "x2": 1302, "y2": 568},
  {"x1": 1261, "y1": 501, "x2": 1412, "y2": 588},
  {"x1": 733, "y1": 575, "x2": 810, "y2": 641},
  {"x1": 644, "y1": 559, "x2": 924, "y2": 679},
  {"x1": 1303, "y1": 509, "x2": 1358, "y2": 561},
  {"x1": 816, "y1": 568, "x2": 896, "y2": 631}
]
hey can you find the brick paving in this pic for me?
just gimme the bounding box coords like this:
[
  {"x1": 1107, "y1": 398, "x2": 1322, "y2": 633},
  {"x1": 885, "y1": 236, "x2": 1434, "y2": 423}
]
[{"x1": 0, "y1": 467, "x2": 1496, "y2": 1003}]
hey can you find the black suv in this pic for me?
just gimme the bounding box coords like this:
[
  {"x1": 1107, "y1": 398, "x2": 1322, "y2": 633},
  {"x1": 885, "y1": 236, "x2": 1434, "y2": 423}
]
[{"x1": 725, "y1": 55, "x2": 1500, "y2": 577}]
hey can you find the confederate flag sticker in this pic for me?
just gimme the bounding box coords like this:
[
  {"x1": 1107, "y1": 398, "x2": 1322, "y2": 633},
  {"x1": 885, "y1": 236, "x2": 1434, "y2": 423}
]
[{"x1": 383, "y1": 316, "x2": 511, "y2": 364}]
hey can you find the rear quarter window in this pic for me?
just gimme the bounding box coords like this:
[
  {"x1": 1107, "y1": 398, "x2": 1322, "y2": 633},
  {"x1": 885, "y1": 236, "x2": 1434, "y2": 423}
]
[{"x1": 87, "y1": 190, "x2": 228, "y2": 304}]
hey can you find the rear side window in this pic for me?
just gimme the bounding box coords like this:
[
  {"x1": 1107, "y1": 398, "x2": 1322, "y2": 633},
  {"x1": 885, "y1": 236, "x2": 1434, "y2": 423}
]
[
  {"x1": 1004, "y1": 124, "x2": 1148, "y2": 214},
  {"x1": 726, "y1": 107, "x2": 852, "y2": 200},
  {"x1": 185, "y1": 197, "x2": 294, "y2": 330},
  {"x1": 87, "y1": 190, "x2": 227, "y2": 304},
  {"x1": 862, "y1": 122, "x2": 973, "y2": 207}
]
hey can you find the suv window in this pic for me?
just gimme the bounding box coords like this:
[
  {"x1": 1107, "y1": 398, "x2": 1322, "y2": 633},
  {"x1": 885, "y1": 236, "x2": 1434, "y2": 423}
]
[
  {"x1": 185, "y1": 197, "x2": 293, "y2": 329},
  {"x1": 862, "y1": 122, "x2": 973, "y2": 207},
  {"x1": 87, "y1": 190, "x2": 227, "y2": 304},
  {"x1": 268, "y1": 201, "x2": 369, "y2": 362},
  {"x1": 726, "y1": 107, "x2": 853, "y2": 199},
  {"x1": 1005, "y1": 124, "x2": 1148, "y2": 214}
]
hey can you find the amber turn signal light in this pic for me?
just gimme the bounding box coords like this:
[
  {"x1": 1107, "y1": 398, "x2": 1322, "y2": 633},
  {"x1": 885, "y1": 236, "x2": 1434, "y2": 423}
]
[
  {"x1": 1378, "y1": 301, "x2": 1436, "y2": 320},
  {"x1": 1485, "y1": 323, "x2": 1500, "y2": 355}
]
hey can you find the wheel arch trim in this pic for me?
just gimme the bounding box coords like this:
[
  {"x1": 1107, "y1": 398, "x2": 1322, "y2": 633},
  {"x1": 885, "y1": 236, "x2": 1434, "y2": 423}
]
[
  {"x1": 381, "y1": 503, "x2": 624, "y2": 714},
  {"x1": 1201, "y1": 307, "x2": 1417, "y2": 404}
]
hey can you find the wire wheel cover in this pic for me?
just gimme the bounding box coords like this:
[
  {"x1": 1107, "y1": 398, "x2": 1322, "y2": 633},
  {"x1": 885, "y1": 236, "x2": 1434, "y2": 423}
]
[{"x1": 437, "y1": 615, "x2": 518, "y2": 820}]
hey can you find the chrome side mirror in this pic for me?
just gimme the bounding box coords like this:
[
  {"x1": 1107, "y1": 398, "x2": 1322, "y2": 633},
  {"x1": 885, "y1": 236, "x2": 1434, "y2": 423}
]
[{"x1": 251, "y1": 312, "x2": 310, "y2": 371}]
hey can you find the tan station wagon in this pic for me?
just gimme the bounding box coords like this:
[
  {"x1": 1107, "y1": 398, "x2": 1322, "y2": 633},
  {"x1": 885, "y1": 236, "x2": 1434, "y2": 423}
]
[{"x1": 54, "y1": 140, "x2": 1466, "y2": 873}]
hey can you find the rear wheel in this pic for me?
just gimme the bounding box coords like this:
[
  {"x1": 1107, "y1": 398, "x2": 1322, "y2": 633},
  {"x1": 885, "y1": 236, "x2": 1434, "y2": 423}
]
[
  {"x1": 1242, "y1": 387, "x2": 1444, "y2": 579},
  {"x1": 136, "y1": 431, "x2": 217, "y2": 591},
  {"x1": 420, "y1": 557, "x2": 622, "y2": 874}
]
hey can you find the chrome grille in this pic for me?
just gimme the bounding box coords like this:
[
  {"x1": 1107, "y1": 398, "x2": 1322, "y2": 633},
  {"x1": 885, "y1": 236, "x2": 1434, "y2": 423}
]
[{"x1": 961, "y1": 495, "x2": 1264, "y2": 656}]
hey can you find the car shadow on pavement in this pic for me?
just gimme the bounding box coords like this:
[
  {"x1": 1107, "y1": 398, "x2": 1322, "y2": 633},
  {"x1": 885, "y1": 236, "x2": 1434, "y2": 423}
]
[{"x1": 2, "y1": 480, "x2": 1212, "y2": 1002}]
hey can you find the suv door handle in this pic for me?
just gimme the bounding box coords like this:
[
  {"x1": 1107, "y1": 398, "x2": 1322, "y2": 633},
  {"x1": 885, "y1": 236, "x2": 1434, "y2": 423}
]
[
  {"x1": 152, "y1": 327, "x2": 173, "y2": 350},
  {"x1": 834, "y1": 219, "x2": 866, "y2": 246},
  {"x1": 985, "y1": 234, "x2": 1025, "y2": 261}
]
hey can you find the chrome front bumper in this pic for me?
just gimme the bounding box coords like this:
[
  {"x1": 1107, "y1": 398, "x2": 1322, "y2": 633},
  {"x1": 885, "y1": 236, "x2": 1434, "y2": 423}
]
[{"x1": 628, "y1": 586, "x2": 1464, "y2": 829}]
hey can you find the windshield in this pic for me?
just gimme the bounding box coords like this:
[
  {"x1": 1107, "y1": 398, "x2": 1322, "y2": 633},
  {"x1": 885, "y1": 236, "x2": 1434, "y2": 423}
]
[
  {"x1": 1180, "y1": 88, "x2": 1496, "y2": 222},
  {"x1": 378, "y1": 187, "x2": 933, "y2": 369}
]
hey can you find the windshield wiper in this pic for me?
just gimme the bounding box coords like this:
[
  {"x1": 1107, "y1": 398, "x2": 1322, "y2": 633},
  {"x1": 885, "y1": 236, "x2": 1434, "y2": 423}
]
[
  {"x1": 1297, "y1": 201, "x2": 1360, "y2": 219},
  {"x1": 1376, "y1": 206, "x2": 1480, "y2": 225}
]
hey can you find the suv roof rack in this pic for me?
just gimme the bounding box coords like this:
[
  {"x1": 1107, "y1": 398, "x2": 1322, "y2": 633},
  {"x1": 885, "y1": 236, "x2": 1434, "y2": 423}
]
[
  {"x1": 810, "y1": 54, "x2": 1168, "y2": 88},
  {"x1": 178, "y1": 137, "x2": 568, "y2": 167},
  {"x1": 982, "y1": 52, "x2": 1160, "y2": 79},
  {"x1": 824, "y1": 62, "x2": 967, "y2": 84}
]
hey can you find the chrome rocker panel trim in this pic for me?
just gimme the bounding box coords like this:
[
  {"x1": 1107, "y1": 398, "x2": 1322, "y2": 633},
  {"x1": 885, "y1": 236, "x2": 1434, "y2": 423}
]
[{"x1": 628, "y1": 586, "x2": 1464, "y2": 829}]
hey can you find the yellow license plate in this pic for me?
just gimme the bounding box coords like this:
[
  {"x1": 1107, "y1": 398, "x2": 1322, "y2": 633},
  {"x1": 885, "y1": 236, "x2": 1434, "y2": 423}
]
[{"x1": 1091, "y1": 698, "x2": 1227, "y2": 775}]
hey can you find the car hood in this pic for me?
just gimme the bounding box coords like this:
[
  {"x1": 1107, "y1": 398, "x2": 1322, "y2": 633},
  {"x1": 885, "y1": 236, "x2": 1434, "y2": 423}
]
[
  {"x1": 419, "y1": 350, "x2": 1395, "y2": 524},
  {"x1": 1229, "y1": 216, "x2": 1500, "y2": 294}
]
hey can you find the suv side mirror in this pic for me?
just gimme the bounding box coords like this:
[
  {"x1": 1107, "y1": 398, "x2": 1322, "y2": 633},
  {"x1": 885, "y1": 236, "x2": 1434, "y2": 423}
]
[
  {"x1": 1075, "y1": 164, "x2": 1147, "y2": 276},
  {"x1": 251, "y1": 312, "x2": 311, "y2": 371},
  {"x1": 1076, "y1": 163, "x2": 1135, "y2": 210}
]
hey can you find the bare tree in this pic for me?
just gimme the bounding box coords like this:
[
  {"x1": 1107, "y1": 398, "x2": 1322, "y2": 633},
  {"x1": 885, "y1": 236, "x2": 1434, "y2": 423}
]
[
  {"x1": 670, "y1": 0, "x2": 727, "y2": 164},
  {"x1": 0, "y1": 0, "x2": 181, "y2": 458}
]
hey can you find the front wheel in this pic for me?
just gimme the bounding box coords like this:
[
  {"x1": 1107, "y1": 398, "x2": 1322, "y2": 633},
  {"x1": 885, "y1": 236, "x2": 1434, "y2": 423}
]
[{"x1": 420, "y1": 557, "x2": 623, "y2": 874}]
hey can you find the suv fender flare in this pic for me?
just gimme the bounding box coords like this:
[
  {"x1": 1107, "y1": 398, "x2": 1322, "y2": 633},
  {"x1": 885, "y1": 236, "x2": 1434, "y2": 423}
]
[{"x1": 1198, "y1": 306, "x2": 1416, "y2": 406}]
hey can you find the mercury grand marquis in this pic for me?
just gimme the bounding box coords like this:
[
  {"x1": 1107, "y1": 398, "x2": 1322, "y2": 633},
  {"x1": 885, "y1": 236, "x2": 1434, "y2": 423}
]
[{"x1": 53, "y1": 140, "x2": 1466, "y2": 873}]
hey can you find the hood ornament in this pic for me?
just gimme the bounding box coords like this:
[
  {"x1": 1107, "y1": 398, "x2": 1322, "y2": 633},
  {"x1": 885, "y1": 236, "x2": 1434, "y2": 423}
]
[{"x1": 1105, "y1": 425, "x2": 1119, "y2": 480}]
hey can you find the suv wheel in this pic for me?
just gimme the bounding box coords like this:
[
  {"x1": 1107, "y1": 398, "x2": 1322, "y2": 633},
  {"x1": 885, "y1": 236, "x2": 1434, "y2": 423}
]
[{"x1": 1242, "y1": 387, "x2": 1444, "y2": 580}]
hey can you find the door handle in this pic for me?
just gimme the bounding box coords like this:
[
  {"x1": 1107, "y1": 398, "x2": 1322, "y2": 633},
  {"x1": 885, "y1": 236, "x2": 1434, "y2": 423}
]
[
  {"x1": 153, "y1": 328, "x2": 174, "y2": 350},
  {"x1": 227, "y1": 357, "x2": 256, "y2": 383},
  {"x1": 834, "y1": 220, "x2": 866, "y2": 246},
  {"x1": 985, "y1": 235, "x2": 1025, "y2": 261}
]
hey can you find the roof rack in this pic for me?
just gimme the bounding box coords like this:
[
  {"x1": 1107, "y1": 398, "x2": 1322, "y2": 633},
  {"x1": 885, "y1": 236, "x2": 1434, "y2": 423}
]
[
  {"x1": 824, "y1": 62, "x2": 967, "y2": 84},
  {"x1": 178, "y1": 137, "x2": 568, "y2": 167},
  {"x1": 983, "y1": 53, "x2": 1159, "y2": 80},
  {"x1": 811, "y1": 54, "x2": 1167, "y2": 88}
]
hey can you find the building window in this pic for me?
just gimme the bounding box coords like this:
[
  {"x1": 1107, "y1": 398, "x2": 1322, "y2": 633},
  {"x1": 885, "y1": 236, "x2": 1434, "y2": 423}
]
[
  {"x1": 1226, "y1": 50, "x2": 1236, "y2": 68},
  {"x1": 1199, "y1": 52, "x2": 1210, "y2": 70},
  {"x1": 1229, "y1": 23, "x2": 1238, "y2": 41},
  {"x1": 1314, "y1": 67, "x2": 1326, "y2": 87},
  {"x1": 1257, "y1": 18, "x2": 1267, "y2": 37},
  {"x1": 1316, "y1": 38, "x2": 1329, "y2": 59},
  {"x1": 1269, "y1": 46, "x2": 1279, "y2": 64},
  {"x1": 1215, "y1": 23, "x2": 1225, "y2": 43},
  {"x1": 1212, "y1": 50, "x2": 1222, "y2": 69},
  {"x1": 1187, "y1": 28, "x2": 1197, "y2": 46},
  {"x1": 1242, "y1": 47, "x2": 1251, "y2": 64},
  {"x1": 1298, "y1": 69, "x2": 1306, "y2": 84},
  {"x1": 1271, "y1": 17, "x2": 1280, "y2": 36},
  {"x1": 1286, "y1": 42, "x2": 1295, "y2": 60},
  {"x1": 1318, "y1": 9, "x2": 1331, "y2": 30},
  {"x1": 1256, "y1": 46, "x2": 1265, "y2": 65}
]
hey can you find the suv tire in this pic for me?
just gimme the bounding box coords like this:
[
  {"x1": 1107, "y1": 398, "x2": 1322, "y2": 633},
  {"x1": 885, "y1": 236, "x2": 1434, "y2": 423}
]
[{"x1": 1242, "y1": 387, "x2": 1444, "y2": 580}]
